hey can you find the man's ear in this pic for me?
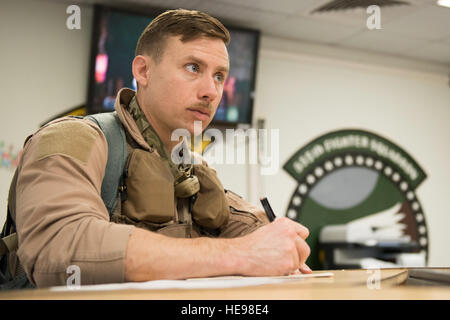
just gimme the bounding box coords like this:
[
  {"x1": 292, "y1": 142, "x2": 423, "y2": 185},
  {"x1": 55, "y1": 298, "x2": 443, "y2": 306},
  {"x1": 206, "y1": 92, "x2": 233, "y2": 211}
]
[{"x1": 132, "y1": 55, "x2": 150, "y2": 87}]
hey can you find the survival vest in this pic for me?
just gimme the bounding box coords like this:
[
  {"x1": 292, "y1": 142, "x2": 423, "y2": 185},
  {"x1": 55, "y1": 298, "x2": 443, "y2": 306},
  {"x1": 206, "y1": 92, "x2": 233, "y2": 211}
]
[{"x1": 0, "y1": 111, "x2": 267, "y2": 290}]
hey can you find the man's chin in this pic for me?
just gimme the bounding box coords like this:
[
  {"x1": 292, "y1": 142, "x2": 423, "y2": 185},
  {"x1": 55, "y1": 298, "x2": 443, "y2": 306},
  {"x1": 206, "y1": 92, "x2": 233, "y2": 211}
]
[
  {"x1": 169, "y1": 122, "x2": 206, "y2": 142},
  {"x1": 188, "y1": 120, "x2": 209, "y2": 136}
]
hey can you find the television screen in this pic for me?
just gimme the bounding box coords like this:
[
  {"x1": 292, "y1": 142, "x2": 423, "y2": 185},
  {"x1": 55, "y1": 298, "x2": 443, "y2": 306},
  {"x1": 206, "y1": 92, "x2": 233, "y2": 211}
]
[{"x1": 87, "y1": 5, "x2": 260, "y2": 126}]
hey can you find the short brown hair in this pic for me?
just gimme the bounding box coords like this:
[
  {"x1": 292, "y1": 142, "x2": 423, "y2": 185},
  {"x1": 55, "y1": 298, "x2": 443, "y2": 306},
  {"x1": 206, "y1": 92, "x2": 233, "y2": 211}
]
[{"x1": 135, "y1": 9, "x2": 230, "y2": 63}]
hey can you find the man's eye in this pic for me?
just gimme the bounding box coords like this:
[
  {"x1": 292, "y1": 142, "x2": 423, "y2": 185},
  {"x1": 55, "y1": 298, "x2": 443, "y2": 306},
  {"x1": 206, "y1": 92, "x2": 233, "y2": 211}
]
[
  {"x1": 214, "y1": 73, "x2": 224, "y2": 83},
  {"x1": 186, "y1": 63, "x2": 199, "y2": 73}
]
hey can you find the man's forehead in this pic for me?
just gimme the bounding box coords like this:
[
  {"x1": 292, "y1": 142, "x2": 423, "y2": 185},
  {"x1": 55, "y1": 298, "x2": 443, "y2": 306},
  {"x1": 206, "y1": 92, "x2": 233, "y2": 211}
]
[{"x1": 166, "y1": 35, "x2": 229, "y2": 64}]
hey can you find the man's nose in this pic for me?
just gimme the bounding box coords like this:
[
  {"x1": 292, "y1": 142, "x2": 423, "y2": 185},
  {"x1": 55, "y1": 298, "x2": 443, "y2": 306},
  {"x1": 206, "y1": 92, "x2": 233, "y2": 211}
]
[{"x1": 197, "y1": 75, "x2": 218, "y2": 102}]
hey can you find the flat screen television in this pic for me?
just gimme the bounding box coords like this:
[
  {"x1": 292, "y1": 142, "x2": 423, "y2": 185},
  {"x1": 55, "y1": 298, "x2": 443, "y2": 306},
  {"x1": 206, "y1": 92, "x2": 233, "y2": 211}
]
[{"x1": 87, "y1": 5, "x2": 260, "y2": 126}]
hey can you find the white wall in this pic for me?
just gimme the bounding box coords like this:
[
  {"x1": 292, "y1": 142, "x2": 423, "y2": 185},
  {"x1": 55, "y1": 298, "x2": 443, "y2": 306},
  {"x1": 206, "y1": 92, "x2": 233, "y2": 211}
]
[
  {"x1": 209, "y1": 36, "x2": 450, "y2": 267},
  {"x1": 0, "y1": 0, "x2": 93, "y2": 227},
  {"x1": 244, "y1": 37, "x2": 450, "y2": 267},
  {"x1": 1, "y1": 0, "x2": 449, "y2": 267}
]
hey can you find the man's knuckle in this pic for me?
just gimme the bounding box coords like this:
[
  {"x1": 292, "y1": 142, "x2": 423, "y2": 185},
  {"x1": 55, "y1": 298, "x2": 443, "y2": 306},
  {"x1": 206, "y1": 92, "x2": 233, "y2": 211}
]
[
  {"x1": 303, "y1": 243, "x2": 311, "y2": 258},
  {"x1": 303, "y1": 227, "x2": 310, "y2": 238},
  {"x1": 279, "y1": 217, "x2": 290, "y2": 225},
  {"x1": 286, "y1": 228, "x2": 296, "y2": 238}
]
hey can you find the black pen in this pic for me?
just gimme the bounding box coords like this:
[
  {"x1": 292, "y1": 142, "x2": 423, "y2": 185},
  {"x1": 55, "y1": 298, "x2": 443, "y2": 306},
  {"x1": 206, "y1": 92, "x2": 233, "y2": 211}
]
[{"x1": 260, "y1": 197, "x2": 276, "y2": 222}]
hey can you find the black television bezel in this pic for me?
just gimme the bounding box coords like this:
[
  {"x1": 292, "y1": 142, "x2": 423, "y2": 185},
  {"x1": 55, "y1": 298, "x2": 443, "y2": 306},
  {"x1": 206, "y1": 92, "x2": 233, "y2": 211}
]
[{"x1": 86, "y1": 4, "x2": 260, "y2": 127}]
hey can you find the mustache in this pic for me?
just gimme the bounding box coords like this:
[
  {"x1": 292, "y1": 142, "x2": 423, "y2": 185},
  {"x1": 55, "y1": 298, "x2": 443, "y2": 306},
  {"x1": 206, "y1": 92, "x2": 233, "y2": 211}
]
[{"x1": 188, "y1": 102, "x2": 212, "y2": 111}]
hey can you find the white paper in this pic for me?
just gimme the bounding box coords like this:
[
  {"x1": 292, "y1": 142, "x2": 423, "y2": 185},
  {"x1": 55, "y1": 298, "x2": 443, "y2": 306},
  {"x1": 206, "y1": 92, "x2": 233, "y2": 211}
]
[{"x1": 50, "y1": 272, "x2": 334, "y2": 292}]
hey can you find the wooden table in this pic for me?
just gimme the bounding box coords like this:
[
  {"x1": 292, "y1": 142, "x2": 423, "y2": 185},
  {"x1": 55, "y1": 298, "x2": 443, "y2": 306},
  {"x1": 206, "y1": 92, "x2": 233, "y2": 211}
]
[{"x1": 1, "y1": 268, "x2": 449, "y2": 300}]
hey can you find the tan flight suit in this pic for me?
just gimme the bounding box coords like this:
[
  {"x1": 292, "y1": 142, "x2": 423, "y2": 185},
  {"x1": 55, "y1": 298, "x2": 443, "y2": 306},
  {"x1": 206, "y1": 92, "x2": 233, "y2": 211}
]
[{"x1": 13, "y1": 88, "x2": 269, "y2": 288}]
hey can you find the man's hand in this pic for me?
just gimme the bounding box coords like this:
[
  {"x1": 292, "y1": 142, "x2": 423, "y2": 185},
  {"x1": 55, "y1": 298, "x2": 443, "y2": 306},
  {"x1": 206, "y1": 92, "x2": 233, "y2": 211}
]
[
  {"x1": 232, "y1": 217, "x2": 312, "y2": 276},
  {"x1": 125, "y1": 217, "x2": 311, "y2": 282}
]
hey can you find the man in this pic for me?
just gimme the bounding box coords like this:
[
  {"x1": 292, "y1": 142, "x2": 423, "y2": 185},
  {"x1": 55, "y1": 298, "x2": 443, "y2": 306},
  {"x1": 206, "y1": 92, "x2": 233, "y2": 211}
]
[{"x1": 9, "y1": 9, "x2": 311, "y2": 287}]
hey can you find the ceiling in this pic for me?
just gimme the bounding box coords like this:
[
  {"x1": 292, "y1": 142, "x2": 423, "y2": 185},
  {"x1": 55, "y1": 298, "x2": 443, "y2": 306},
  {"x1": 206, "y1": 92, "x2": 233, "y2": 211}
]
[{"x1": 75, "y1": 0, "x2": 450, "y2": 66}]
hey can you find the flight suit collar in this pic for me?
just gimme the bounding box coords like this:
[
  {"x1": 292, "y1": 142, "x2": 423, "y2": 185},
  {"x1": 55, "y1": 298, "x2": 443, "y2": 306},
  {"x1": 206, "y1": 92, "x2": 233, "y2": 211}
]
[
  {"x1": 127, "y1": 95, "x2": 169, "y2": 161},
  {"x1": 113, "y1": 88, "x2": 153, "y2": 153}
]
